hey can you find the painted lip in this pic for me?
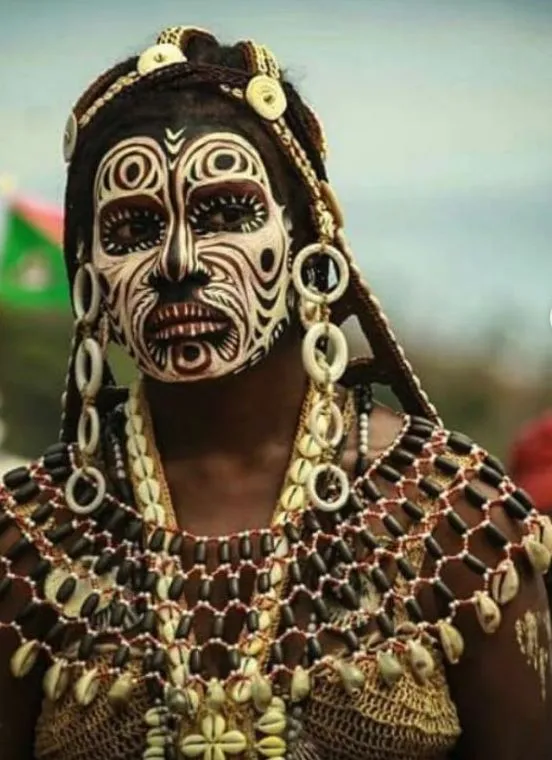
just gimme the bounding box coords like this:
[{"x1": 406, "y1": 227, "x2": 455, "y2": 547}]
[{"x1": 146, "y1": 302, "x2": 230, "y2": 341}]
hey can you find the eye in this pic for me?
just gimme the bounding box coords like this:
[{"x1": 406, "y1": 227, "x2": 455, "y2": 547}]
[
  {"x1": 188, "y1": 193, "x2": 268, "y2": 235},
  {"x1": 100, "y1": 206, "x2": 167, "y2": 255}
]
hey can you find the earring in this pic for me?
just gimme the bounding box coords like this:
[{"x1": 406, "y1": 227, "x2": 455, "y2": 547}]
[
  {"x1": 65, "y1": 253, "x2": 107, "y2": 516},
  {"x1": 291, "y1": 242, "x2": 351, "y2": 513}
]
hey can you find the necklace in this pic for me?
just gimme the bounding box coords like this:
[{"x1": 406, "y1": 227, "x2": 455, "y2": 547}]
[{"x1": 124, "y1": 377, "x2": 355, "y2": 759}]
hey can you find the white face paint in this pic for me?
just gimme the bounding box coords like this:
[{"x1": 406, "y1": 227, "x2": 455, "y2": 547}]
[{"x1": 92, "y1": 130, "x2": 293, "y2": 382}]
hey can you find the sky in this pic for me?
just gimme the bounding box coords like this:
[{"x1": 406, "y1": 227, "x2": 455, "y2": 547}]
[{"x1": 0, "y1": 0, "x2": 551, "y2": 371}]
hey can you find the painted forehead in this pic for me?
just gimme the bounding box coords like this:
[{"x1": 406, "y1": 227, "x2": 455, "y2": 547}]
[{"x1": 94, "y1": 130, "x2": 272, "y2": 206}]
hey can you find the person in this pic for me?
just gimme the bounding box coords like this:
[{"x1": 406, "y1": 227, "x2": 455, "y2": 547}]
[
  {"x1": 509, "y1": 413, "x2": 552, "y2": 516},
  {"x1": 0, "y1": 25, "x2": 551, "y2": 760}
]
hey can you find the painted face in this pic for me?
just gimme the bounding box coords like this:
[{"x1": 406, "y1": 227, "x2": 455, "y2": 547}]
[{"x1": 92, "y1": 129, "x2": 293, "y2": 381}]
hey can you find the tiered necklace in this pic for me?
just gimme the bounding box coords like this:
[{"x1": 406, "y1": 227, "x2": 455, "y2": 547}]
[{"x1": 124, "y1": 377, "x2": 355, "y2": 759}]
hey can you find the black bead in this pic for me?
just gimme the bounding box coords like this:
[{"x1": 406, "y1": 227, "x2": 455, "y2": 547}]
[
  {"x1": 511, "y1": 488, "x2": 533, "y2": 513},
  {"x1": 310, "y1": 552, "x2": 328, "y2": 576},
  {"x1": 401, "y1": 499, "x2": 425, "y2": 522},
  {"x1": 485, "y1": 521, "x2": 509, "y2": 548},
  {"x1": 484, "y1": 454, "x2": 506, "y2": 476},
  {"x1": 280, "y1": 603, "x2": 296, "y2": 628},
  {"x1": 143, "y1": 571, "x2": 159, "y2": 594},
  {"x1": 218, "y1": 541, "x2": 231, "y2": 564},
  {"x1": 110, "y1": 601, "x2": 127, "y2": 627},
  {"x1": 283, "y1": 524, "x2": 301, "y2": 545},
  {"x1": 361, "y1": 479, "x2": 383, "y2": 502},
  {"x1": 405, "y1": 597, "x2": 424, "y2": 622},
  {"x1": 198, "y1": 578, "x2": 213, "y2": 602},
  {"x1": 113, "y1": 645, "x2": 130, "y2": 668},
  {"x1": 151, "y1": 649, "x2": 166, "y2": 674},
  {"x1": 396, "y1": 556, "x2": 416, "y2": 581},
  {"x1": 140, "y1": 610, "x2": 157, "y2": 634},
  {"x1": 478, "y1": 465, "x2": 503, "y2": 489},
  {"x1": 289, "y1": 561, "x2": 302, "y2": 585},
  {"x1": 176, "y1": 613, "x2": 193, "y2": 639},
  {"x1": 45, "y1": 521, "x2": 75, "y2": 544},
  {"x1": 371, "y1": 567, "x2": 391, "y2": 593},
  {"x1": 376, "y1": 464, "x2": 402, "y2": 485},
  {"x1": 48, "y1": 467, "x2": 72, "y2": 484},
  {"x1": 463, "y1": 552, "x2": 487, "y2": 576},
  {"x1": 342, "y1": 629, "x2": 360, "y2": 653},
  {"x1": 389, "y1": 448, "x2": 416, "y2": 467},
  {"x1": 304, "y1": 511, "x2": 322, "y2": 533},
  {"x1": 418, "y1": 478, "x2": 443, "y2": 499},
  {"x1": 189, "y1": 648, "x2": 202, "y2": 674},
  {"x1": 67, "y1": 536, "x2": 93, "y2": 559},
  {"x1": 80, "y1": 592, "x2": 100, "y2": 618},
  {"x1": 212, "y1": 615, "x2": 225, "y2": 638},
  {"x1": 434, "y1": 456, "x2": 460, "y2": 476},
  {"x1": 257, "y1": 572, "x2": 271, "y2": 594},
  {"x1": 359, "y1": 529, "x2": 380, "y2": 551},
  {"x1": 104, "y1": 508, "x2": 128, "y2": 534},
  {"x1": 334, "y1": 539, "x2": 354, "y2": 564},
  {"x1": 45, "y1": 620, "x2": 65, "y2": 643},
  {"x1": 228, "y1": 576, "x2": 240, "y2": 599},
  {"x1": 115, "y1": 559, "x2": 134, "y2": 585},
  {"x1": 503, "y1": 495, "x2": 531, "y2": 520},
  {"x1": 56, "y1": 576, "x2": 77, "y2": 604},
  {"x1": 376, "y1": 611, "x2": 395, "y2": 637},
  {"x1": 400, "y1": 434, "x2": 425, "y2": 454},
  {"x1": 95, "y1": 550, "x2": 115, "y2": 575},
  {"x1": 410, "y1": 415, "x2": 435, "y2": 429},
  {"x1": 307, "y1": 636, "x2": 323, "y2": 662},
  {"x1": 142, "y1": 651, "x2": 154, "y2": 672},
  {"x1": 30, "y1": 558, "x2": 51, "y2": 581},
  {"x1": 3, "y1": 466, "x2": 31, "y2": 490},
  {"x1": 13, "y1": 481, "x2": 40, "y2": 504},
  {"x1": 446, "y1": 510, "x2": 469, "y2": 535},
  {"x1": 169, "y1": 575, "x2": 186, "y2": 601},
  {"x1": 382, "y1": 514, "x2": 404, "y2": 538},
  {"x1": 228, "y1": 648, "x2": 241, "y2": 672},
  {"x1": 239, "y1": 535, "x2": 253, "y2": 559},
  {"x1": 43, "y1": 451, "x2": 70, "y2": 470},
  {"x1": 433, "y1": 579, "x2": 455, "y2": 606},
  {"x1": 447, "y1": 432, "x2": 474, "y2": 455},
  {"x1": 354, "y1": 457, "x2": 369, "y2": 478},
  {"x1": 78, "y1": 633, "x2": 96, "y2": 660},
  {"x1": 347, "y1": 491, "x2": 365, "y2": 513},
  {"x1": 30, "y1": 502, "x2": 54, "y2": 525},
  {"x1": 424, "y1": 535, "x2": 444, "y2": 560},
  {"x1": 43, "y1": 442, "x2": 69, "y2": 457},
  {"x1": 464, "y1": 484, "x2": 488, "y2": 509},
  {"x1": 194, "y1": 541, "x2": 207, "y2": 565},
  {"x1": 168, "y1": 534, "x2": 184, "y2": 556},
  {"x1": 125, "y1": 519, "x2": 143, "y2": 543},
  {"x1": 246, "y1": 609, "x2": 260, "y2": 632},
  {"x1": 0, "y1": 576, "x2": 12, "y2": 600},
  {"x1": 313, "y1": 596, "x2": 330, "y2": 622},
  {"x1": 409, "y1": 422, "x2": 434, "y2": 439},
  {"x1": 271, "y1": 641, "x2": 284, "y2": 664},
  {"x1": 6, "y1": 536, "x2": 31, "y2": 561},
  {"x1": 340, "y1": 582, "x2": 360, "y2": 610},
  {"x1": 260, "y1": 533, "x2": 274, "y2": 556}
]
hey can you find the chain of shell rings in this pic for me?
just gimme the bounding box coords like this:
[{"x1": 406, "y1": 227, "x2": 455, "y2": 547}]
[{"x1": 65, "y1": 246, "x2": 107, "y2": 515}]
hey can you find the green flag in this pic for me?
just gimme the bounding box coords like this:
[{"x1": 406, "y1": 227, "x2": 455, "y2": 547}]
[{"x1": 0, "y1": 198, "x2": 69, "y2": 310}]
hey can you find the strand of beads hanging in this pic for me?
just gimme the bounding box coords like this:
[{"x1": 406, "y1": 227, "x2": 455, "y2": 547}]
[
  {"x1": 354, "y1": 384, "x2": 374, "y2": 478},
  {"x1": 65, "y1": 244, "x2": 107, "y2": 517}
]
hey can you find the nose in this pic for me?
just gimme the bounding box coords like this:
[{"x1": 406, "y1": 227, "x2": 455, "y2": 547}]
[{"x1": 156, "y1": 217, "x2": 198, "y2": 282}]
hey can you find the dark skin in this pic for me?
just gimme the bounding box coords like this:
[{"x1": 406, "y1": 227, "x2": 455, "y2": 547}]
[{"x1": 1, "y1": 114, "x2": 551, "y2": 758}]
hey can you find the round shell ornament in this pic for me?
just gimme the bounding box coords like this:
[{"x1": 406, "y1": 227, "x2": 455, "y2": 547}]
[
  {"x1": 245, "y1": 74, "x2": 287, "y2": 121},
  {"x1": 137, "y1": 43, "x2": 186, "y2": 77},
  {"x1": 63, "y1": 112, "x2": 78, "y2": 163}
]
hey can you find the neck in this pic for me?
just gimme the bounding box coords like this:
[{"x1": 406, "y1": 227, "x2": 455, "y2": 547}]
[{"x1": 142, "y1": 325, "x2": 308, "y2": 462}]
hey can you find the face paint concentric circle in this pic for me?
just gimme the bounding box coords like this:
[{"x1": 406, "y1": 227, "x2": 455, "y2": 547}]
[{"x1": 92, "y1": 131, "x2": 293, "y2": 383}]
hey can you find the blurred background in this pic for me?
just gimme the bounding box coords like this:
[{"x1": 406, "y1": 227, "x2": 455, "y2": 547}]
[{"x1": 0, "y1": 0, "x2": 551, "y2": 468}]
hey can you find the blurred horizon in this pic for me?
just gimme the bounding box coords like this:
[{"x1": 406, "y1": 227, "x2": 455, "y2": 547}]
[{"x1": 1, "y1": 0, "x2": 551, "y2": 375}]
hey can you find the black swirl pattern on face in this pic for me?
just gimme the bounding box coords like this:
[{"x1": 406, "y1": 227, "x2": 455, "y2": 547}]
[{"x1": 92, "y1": 131, "x2": 292, "y2": 382}]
